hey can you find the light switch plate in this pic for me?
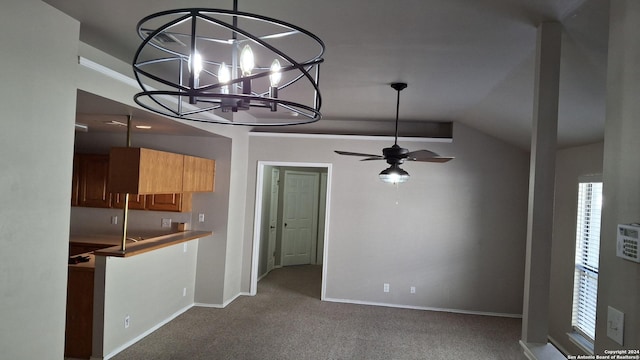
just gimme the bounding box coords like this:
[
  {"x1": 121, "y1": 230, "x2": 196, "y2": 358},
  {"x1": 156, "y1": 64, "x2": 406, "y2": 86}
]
[{"x1": 607, "y1": 306, "x2": 624, "y2": 345}]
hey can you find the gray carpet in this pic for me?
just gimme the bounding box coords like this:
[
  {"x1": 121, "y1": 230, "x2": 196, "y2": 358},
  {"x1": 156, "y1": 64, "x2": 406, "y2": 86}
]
[{"x1": 112, "y1": 265, "x2": 527, "y2": 360}]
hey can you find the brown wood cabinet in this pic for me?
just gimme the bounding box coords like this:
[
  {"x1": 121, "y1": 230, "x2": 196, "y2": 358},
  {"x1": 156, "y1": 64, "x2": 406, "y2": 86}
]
[
  {"x1": 78, "y1": 154, "x2": 111, "y2": 208},
  {"x1": 147, "y1": 193, "x2": 192, "y2": 212},
  {"x1": 71, "y1": 156, "x2": 80, "y2": 206},
  {"x1": 108, "y1": 147, "x2": 184, "y2": 194},
  {"x1": 65, "y1": 264, "x2": 94, "y2": 359},
  {"x1": 112, "y1": 193, "x2": 147, "y2": 210},
  {"x1": 108, "y1": 147, "x2": 215, "y2": 194},
  {"x1": 111, "y1": 193, "x2": 192, "y2": 212},
  {"x1": 183, "y1": 155, "x2": 215, "y2": 192},
  {"x1": 72, "y1": 150, "x2": 212, "y2": 213}
]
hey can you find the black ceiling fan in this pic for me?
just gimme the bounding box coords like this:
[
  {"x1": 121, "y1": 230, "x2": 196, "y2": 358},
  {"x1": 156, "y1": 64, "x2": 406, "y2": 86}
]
[{"x1": 334, "y1": 82, "x2": 453, "y2": 184}]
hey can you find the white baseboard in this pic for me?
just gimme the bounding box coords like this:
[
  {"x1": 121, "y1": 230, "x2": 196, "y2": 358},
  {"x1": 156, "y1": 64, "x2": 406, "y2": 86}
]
[
  {"x1": 258, "y1": 272, "x2": 269, "y2": 282},
  {"x1": 98, "y1": 303, "x2": 194, "y2": 360},
  {"x1": 322, "y1": 297, "x2": 522, "y2": 318},
  {"x1": 194, "y1": 292, "x2": 253, "y2": 309}
]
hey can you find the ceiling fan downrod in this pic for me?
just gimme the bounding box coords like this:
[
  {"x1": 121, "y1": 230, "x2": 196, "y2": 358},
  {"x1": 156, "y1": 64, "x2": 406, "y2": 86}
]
[{"x1": 390, "y1": 82, "x2": 407, "y2": 146}]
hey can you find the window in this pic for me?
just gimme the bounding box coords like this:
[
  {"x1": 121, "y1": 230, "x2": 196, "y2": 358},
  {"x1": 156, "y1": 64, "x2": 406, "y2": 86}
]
[{"x1": 571, "y1": 180, "x2": 602, "y2": 347}]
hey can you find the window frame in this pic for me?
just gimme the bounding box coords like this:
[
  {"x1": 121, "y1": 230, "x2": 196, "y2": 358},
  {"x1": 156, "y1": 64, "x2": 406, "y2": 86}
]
[{"x1": 568, "y1": 175, "x2": 602, "y2": 355}]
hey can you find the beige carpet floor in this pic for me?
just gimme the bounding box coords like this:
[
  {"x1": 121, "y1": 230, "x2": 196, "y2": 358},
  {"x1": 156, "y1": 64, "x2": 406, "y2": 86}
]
[{"x1": 111, "y1": 265, "x2": 527, "y2": 360}]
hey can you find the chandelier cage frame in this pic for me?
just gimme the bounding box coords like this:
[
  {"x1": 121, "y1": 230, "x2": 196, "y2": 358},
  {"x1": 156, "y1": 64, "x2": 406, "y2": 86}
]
[{"x1": 132, "y1": 6, "x2": 325, "y2": 126}]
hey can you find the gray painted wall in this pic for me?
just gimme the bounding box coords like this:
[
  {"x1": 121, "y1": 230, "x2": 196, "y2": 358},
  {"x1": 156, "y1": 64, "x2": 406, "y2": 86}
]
[
  {"x1": 596, "y1": 1, "x2": 640, "y2": 352},
  {"x1": 0, "y1": 1, "x2": 79, "y2": 358},
  {"x1": 243, "y1": 123, "x2": 530, "y2": 315},
  {"x1": 93, "y1": 240, "x2": 199, "y2": 358},
  {"x1": 548, "y1": 142, "x2": 604, "y2": 354}
]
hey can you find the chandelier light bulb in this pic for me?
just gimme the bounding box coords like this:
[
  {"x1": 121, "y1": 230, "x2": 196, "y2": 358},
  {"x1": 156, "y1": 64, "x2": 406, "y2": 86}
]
[
  {"x1": 218, "y1": 62, "x2": 230, "y2": 93},
  {"x1": 218, "y1": 62, "x2": 230, "y2": 83},
  {"x1": 189, "y1": 51, "x2": 203, "y2": 80},
  {"x1": 240, "y1": 45, "x2": 255, "y2": 76},
  {"x1": 270, "y1": 59, "x2": 282, "y2": 87}
]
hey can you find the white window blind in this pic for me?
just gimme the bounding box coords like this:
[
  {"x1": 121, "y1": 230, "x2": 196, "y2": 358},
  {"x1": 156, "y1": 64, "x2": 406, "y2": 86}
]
[{"x1": 571, "y1": 181, "x2": 602, "y2": 342}]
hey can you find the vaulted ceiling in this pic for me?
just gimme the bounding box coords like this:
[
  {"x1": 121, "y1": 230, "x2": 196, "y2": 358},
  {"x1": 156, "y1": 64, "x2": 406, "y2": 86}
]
[{"x1": 45, "y1": 0, "x2": 609, "y2": 149}]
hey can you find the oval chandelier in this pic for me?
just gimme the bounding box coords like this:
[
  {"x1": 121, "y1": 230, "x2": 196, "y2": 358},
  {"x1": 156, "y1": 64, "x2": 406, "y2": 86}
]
[{"x1": 132, "y1": 1, "x2": 325, "y2": 126}]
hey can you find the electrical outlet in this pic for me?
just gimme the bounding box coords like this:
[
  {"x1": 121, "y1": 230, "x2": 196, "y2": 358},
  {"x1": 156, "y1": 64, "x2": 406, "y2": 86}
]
[
  {"x1": 124, "y1": 315, "x2": 130, "y2": 329},
  {"x1": 161, "y1": 218, "x2": 172, "y2": 228},
  {"x1": 198, "y1": 213, "x2": 205, "y2": 223},
  {"x1": 383, "y1": 283, "x2": 390, "y2": 293},
  {"x1": 183, "y1": 287, "x2": 187, "y2": 297},
  {"x1": 111, "y1": 215, "x2": 118, "y2": 225},
  {"x1": 607, "y1": 306, "x2": 624, "y2": 345},
  {"x1": 410, "y1": 286, "x2": 416, "y2": 294}
]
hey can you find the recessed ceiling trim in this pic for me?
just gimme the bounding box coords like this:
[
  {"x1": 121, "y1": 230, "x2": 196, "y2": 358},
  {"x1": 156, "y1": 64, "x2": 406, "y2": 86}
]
[
  {"x1": 248, "y1": 132, "x2": 453, "y2": 143},
  {"x1": 78, "y1": 56, "x2": 139, "y2": 88}
]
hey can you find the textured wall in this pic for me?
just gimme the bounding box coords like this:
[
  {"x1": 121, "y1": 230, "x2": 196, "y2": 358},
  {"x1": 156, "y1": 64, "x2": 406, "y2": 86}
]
[
  {"x1": 243, "y1": 123, "x2": 530, "y2": 315},
  {"x1": 596, "y1": 0, "x2": 640, "y2": 352},
  {"x1": 0, "y1": 1, "x2": 79, "y2": 358},
  {"x1": 548, "y1": 142, "x2": 604, "y2": 354}
]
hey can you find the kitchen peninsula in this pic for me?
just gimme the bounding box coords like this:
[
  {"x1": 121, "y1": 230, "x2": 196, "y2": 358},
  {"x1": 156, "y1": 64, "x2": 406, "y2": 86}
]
[
  {"x1": 66, "y1": 146, "x2": 217, "y2": 359},
  {"x1": 66, "y1": 230, "x2": 212, "y2": 359}
]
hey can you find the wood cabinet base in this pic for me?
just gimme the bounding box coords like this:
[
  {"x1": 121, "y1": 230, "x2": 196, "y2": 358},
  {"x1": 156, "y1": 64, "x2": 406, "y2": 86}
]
[{"x1": 65, "y1": 267, "x2": 94, "y2": 359}]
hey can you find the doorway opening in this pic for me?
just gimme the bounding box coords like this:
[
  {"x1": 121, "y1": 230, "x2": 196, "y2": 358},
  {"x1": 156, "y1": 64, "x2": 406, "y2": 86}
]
[{"x1": 250, "y1": 161, "x2": 331, "y2": 299}]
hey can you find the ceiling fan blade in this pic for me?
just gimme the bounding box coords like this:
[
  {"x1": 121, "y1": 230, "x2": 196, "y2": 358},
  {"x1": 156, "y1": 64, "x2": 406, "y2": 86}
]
[
  {"x1": 405, "y1": 149, "x2": 439, "y2": 161},
  {"x1": 335, "y1": 150, "x2": 381, "y2": 158},
  {"x1": 412, "y1": 156, "x2": 455, "y2": 163},
  {"x1": 360, "y1": 157, "x2": 385, "y2": 161}
]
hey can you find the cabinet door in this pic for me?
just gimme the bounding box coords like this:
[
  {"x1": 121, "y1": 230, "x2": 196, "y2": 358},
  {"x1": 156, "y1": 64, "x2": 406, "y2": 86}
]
[
  {"x1": 108, "y1": 147, "x2": 184, "y2": 194},
  {"x1": 146, "y1": 193, "x2": 192, "y2": 212},
  {"x1": 79, "y1": 155, "x2": 111, "y2": 208},
  {"x1": 71, "y1": 156, "x2": 80, "y2": 206},
  {"x1": 65, "y1": 268, "x2": 94, "y2": 358},
  {"x1": 183, "y1": 156, "x2": 215, "y2": 192},
  {"x1": 111, "y1": 193, "x2": 146, "y2": 210}
]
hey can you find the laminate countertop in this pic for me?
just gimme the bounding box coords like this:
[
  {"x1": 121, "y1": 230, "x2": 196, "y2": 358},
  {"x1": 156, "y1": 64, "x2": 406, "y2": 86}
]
[{"x1": 69, "y1": 230, "x2": 212, "y2": 260}]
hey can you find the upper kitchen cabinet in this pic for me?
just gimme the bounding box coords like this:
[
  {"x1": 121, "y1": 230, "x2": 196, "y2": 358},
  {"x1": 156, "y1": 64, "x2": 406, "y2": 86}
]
[
  {"x1": 183, "y1": 155, "x2": 215, "y2": 192},
  {"x1": 71, "y1": 156, "x2": 80, "y2": 206},
  {"x1": 146, "y1": 193, "x2": 192, "y2": 212},
  {"x1": 111, "y1": 193, "x2": 146, "y2": 210},
  {"x1": 77, "y1": 154, "x2": 111, "y2": 208},
  {"x1": 108, "y1": 147, "x2": 215, "y2": 194},
  {"x1": 108, "y1": 147, "x2": 184, "y2": 195}
]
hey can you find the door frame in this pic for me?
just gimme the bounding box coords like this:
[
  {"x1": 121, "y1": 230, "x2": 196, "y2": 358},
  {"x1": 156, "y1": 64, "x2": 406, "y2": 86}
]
[
  {"x1": 266, "y1": 168, "x2": 280, "y2": 273},
  {"x1": 250, "y1": 161, "x2": 332, "y2": 300}
]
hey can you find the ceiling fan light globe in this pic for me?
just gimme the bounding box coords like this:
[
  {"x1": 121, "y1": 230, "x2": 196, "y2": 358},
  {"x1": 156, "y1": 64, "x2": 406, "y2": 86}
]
[{"x1": 379, "y1": 165, "x2": 410, "y2": 184}]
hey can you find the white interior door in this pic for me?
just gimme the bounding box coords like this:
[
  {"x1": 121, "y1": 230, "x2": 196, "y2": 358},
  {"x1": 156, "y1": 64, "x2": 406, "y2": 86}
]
[
  {"x1": 266, "y1": 168, "x2": 279, "y2": 272},
  {"x1": 281, "y1": 171, "x2": 319, "y2": 266}
]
